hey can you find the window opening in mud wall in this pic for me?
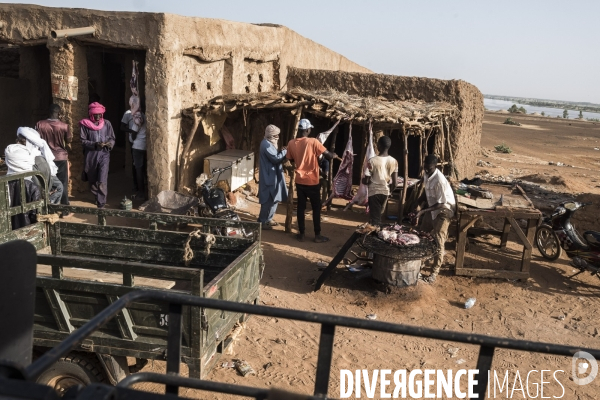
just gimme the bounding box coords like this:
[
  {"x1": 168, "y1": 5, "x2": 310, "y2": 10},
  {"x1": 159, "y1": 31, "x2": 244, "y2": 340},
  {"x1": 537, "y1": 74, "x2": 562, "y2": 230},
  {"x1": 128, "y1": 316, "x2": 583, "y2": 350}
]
[
  {"x1": 0, "y1": 44, "x2": 51, "y2": 152},
  {"x1": 86, "y1": 46, "x2": 146, "y2": 177}
]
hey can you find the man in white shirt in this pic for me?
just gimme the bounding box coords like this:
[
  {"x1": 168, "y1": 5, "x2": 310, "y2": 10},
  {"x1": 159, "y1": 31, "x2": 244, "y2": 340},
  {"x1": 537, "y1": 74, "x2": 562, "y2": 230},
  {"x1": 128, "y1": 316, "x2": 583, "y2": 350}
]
[
  {"x1": 121, "y1": 110, "x2": 148, "y2": 199},
  {"x1": 362, "y1": 136, "x2": 398, "y2": 226},
  {"x1": 415, "y1": 154, "x2": 456, "y2": 283}
]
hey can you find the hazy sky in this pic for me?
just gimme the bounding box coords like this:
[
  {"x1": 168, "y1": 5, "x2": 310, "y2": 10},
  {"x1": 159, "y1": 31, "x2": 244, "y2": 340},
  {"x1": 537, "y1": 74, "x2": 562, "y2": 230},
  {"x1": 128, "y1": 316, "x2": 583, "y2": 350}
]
[{"x1": 5, "y1": 0, "x2": 599, "y2": 103}]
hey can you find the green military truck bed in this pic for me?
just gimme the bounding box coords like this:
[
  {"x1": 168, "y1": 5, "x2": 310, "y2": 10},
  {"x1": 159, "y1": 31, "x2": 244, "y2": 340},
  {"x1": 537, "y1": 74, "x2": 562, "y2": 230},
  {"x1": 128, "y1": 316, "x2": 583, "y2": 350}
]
[{"x1": 0, "y1": 172, "x2": 263, "y2": 387}]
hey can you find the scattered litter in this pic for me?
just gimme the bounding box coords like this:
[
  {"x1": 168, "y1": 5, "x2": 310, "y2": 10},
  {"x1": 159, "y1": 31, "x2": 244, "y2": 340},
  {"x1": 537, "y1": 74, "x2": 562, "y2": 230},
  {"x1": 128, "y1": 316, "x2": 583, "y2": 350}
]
[
  {"x1": 263, "y1": 362, "x2": 273, "y2": 370},
  {"x1": 224, "y1": 322, "x2": 245, "y2": 355},
  {"x1": 366, "y1": 314, "x2": 377, "y2": 320},
  {"x1": 316, "y1": 261, "x2": 328, "y2": 268},
  {"x1": 464, "y1": 298, "x2": 476, "y2": 309},
  {"x1": 456, "y1": 359, "x2": 466, "y2": 365},
  {"x1": 234, "y1": 196, "x2": 248, "y2": 210},
  {"x1": 447, "y1": 348, "x2": 459, "y2": 358},
  {"x1": 234, "y1": 360, "x2": 256, "y2": 377},
  {"x1": 594, "y1": 148, "x2": 599, "y2": 151},
  {"x1": 221, "y1": 361, "x2": 235, "y2": 368},
  {"x1": 275, "y1": 338, "x2": 287, "y2": 344},
  {"x1": 557, "y1": 315, "x2": 566, "y2": 321},
  {"x1": 347, "y1": 264, "x2": 368, "y2": 273}
]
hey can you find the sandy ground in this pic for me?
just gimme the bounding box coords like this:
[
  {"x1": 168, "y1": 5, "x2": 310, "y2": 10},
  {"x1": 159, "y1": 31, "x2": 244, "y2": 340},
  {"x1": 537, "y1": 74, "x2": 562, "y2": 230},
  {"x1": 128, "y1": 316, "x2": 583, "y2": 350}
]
[{"x1": 66, "y1": 113, "x2": 600, "y2": 399}]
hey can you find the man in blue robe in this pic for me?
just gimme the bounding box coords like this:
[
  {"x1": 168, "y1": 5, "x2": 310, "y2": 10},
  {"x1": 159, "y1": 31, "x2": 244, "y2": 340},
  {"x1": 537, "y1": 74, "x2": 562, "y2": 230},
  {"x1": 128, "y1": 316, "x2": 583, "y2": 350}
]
[{"x1": 257, "y1": 124, "x2": 288, "y2": 230}]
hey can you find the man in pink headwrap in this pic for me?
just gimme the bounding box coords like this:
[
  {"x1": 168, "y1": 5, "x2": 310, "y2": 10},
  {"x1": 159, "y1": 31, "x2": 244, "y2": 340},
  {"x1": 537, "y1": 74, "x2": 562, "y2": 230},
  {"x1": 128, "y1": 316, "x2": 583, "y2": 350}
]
[{"x1": 80, "y1": 102, "x2": 115, "y2": 208}]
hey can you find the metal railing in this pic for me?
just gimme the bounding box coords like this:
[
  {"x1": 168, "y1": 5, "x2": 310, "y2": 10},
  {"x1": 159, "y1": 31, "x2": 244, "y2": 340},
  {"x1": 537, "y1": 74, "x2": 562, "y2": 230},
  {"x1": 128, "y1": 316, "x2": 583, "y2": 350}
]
[{"x1": 23, "y1": 290, "x2": 600, "y2": 400}]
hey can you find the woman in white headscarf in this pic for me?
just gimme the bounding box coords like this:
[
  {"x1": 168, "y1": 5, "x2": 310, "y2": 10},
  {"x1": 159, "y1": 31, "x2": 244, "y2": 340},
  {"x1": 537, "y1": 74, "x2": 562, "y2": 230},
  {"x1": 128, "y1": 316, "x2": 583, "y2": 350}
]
[{"x1": 257, "y1": 125, "x2": 288, "y2": 229}]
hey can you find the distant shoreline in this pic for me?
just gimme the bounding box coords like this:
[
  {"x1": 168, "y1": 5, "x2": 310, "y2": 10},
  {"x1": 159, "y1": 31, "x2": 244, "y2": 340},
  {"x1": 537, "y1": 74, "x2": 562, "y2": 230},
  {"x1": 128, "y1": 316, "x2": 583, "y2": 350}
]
[{"x1": 484, "y1": 95, "x2": 600, "y2": 114}]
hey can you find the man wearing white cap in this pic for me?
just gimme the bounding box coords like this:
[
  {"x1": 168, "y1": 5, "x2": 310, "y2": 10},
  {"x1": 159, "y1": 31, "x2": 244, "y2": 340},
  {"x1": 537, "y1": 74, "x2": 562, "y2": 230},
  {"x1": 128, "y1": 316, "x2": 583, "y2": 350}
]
[
  {"x1": 257, "y1": 124, "x2": 288, "y2": 229},
  {"x1": 286, "y1": 118, "x2": 340, "y2": 243}
]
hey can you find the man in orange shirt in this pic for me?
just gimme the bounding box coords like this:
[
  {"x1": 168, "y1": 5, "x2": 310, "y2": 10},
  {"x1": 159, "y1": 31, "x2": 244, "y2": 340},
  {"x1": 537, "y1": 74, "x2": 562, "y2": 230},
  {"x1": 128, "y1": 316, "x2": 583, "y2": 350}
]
[{"x1": 287, "y1": 119, "x2": 340, "y2": 243}]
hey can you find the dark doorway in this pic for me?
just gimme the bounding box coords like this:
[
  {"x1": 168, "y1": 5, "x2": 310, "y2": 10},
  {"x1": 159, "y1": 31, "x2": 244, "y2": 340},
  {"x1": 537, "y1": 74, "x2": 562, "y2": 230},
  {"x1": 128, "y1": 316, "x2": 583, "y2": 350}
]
[
  {"x1": 85, "y1": 46, "x2": 146, "y2": 177},
  {"x1": 0, "y1": 44, "x2": 52, "y2": 153}
]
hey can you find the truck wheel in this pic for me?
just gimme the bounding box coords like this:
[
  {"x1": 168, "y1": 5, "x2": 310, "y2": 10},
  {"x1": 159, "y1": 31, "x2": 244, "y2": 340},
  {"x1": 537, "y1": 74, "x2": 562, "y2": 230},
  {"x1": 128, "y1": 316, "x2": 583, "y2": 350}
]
[{"x1": 36, "y1": 352, "x2": 108, "y2": 396}]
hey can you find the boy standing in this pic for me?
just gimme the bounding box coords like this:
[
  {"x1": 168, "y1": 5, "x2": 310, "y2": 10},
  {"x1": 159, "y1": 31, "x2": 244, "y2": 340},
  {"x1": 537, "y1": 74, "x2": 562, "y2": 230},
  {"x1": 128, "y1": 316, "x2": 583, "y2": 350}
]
[{"x1": 362, "y1": 136, "x2": 398, "y2": 226}]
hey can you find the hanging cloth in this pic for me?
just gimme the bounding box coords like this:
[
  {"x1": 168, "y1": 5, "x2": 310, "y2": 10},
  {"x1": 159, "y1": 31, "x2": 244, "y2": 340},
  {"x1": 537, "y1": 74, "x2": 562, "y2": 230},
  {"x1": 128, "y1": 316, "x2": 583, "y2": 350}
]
[
  {"x1": 322, "y1": 124, "x2": 354, "y2": 207},
  {"x1": 345, "y1": 121, "x2": 375, "y2": 209},
  {"x1": 129, "y1": 61, "x2": 144, "y2": 127}
]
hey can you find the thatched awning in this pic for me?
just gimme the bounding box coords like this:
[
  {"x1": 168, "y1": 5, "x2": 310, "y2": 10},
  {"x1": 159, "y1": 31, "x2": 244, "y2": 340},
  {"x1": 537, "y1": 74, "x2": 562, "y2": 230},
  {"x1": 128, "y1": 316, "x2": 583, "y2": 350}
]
[{"x1": 183, "y1": 88, "x2": 457, "y2": 134}]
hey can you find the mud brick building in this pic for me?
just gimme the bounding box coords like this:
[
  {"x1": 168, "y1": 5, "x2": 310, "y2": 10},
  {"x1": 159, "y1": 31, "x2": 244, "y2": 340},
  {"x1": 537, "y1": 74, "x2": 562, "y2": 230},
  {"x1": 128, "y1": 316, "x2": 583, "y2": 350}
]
[{"x1": 0, "y1": 4, "x2": 483, "y2": 196}]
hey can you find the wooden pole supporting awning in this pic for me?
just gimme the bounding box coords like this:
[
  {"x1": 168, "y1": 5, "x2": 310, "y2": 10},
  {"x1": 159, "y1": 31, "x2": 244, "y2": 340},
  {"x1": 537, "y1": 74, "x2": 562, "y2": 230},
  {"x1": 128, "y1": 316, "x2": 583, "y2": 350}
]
[{"x1": 182, "y1": 88, "x2": 459, "y2": 221}]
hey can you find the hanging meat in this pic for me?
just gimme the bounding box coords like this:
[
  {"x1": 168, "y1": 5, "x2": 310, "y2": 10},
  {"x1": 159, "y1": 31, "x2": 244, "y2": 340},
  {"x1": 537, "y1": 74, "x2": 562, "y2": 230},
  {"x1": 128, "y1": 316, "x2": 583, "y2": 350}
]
[
  {"x1": 344, "y1": 121, "x2": 376, "y2": 210},
  {"x1": 322, "y1": 123, "x2": 354, "y2": 206},
  {"x1": 129, "y1": 60, "x2": 144, "y2": 127}
]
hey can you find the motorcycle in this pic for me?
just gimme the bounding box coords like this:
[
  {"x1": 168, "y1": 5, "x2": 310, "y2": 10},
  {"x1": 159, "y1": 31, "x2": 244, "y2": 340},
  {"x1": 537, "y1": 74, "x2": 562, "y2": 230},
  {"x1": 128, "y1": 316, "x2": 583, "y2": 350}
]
[
  {"x1": 196, "y1": 166, "x2": 250, "y2": 238},
  {"x1": 535, "y1": 201, "x2": 600, "y2": 280}
]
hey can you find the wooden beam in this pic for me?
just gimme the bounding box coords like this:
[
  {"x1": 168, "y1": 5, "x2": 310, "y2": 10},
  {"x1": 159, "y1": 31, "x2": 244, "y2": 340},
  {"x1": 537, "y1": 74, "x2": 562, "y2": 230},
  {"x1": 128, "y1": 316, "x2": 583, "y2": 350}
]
[
  {"x1": 398, "y1": 128, "x2": 409, "y2": 219},
  {"x1": 521, "y1": 217, "x2": 538, "y2": 273},
  {"x1": 507, "y1": 218, "x2": 532, "y2": 250},
  {"x1": 285, "y1": 108, "x2": 303, "y2": 233},
  {"x1": 326, "y1": 127, "x2": 339, "y2": 212},
  {"x1": 500, "y1": 218, "x2": 512, "y2": 248},
  {"x1": 177, "y1": 112, "x2": 202, "y2": 191},
  {"x1": 460, "y1": 216, "x2": 482, "y2": 233},
  {"x1": 439, "y1": 125, "x2": 445, "y2": 171},
  {"x1": 418, "y1": 134, "x2": 424, "y2": 179},
  {"x1": 454, "y1": 214, "x2": 481, "y2": 273},
  {"x1": 515, "y1": 185, "x2": 535, "y2": 209},
  {"x1": 444, "y1": 118, "x2": 458, "y2": 180},
  {"x1": 314, "y1": 231, "x2": 361, "y2": 291}
]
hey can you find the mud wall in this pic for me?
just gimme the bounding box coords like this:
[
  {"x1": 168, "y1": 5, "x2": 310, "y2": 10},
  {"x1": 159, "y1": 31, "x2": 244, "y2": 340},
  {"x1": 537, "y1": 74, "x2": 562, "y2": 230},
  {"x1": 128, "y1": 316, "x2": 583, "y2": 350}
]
[
  {"x1": 47, "y1": 39, "x2": 89, "y2": 193},
  {"x1": 287, "y1": 68, "x2": 484, "y2": 179},
  {"x1": 159, "y1": 15, "x2": 370, "y2": 193},
  {"x1": 0, "y1": 4, "x2": 369, "y2": 196}
]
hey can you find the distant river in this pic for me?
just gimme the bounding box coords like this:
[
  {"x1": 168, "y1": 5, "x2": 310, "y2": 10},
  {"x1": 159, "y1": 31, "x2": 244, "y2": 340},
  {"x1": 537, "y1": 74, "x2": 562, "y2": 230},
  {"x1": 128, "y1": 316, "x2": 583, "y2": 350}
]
[{"x1": 484, "y1": 98, "x2": 600, "y2": 120}]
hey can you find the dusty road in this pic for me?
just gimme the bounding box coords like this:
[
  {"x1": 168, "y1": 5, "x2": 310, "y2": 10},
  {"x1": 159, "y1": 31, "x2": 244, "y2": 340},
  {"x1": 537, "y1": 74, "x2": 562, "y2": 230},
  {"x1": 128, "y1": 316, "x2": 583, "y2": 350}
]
[{"x1": 72, "y1": 112, "x2": 600, "y2": 399}]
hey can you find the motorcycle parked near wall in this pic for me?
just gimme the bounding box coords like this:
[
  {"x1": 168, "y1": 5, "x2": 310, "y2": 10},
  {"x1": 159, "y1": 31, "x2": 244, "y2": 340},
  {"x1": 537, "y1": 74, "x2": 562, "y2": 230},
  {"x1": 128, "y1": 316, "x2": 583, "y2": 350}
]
[
  {"x1": 536, "y1": 202, "x2": 600, "y2": 280},
  {"x1": 197, "y1": 166, "x2": 250, "y2": 238}
]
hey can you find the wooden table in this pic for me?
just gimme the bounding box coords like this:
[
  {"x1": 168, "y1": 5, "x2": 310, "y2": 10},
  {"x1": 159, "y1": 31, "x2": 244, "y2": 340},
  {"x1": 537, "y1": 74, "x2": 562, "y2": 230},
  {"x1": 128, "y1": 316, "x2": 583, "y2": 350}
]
[{"x1": 454, "y1": 206, "x2": 541, "y2": 280}]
